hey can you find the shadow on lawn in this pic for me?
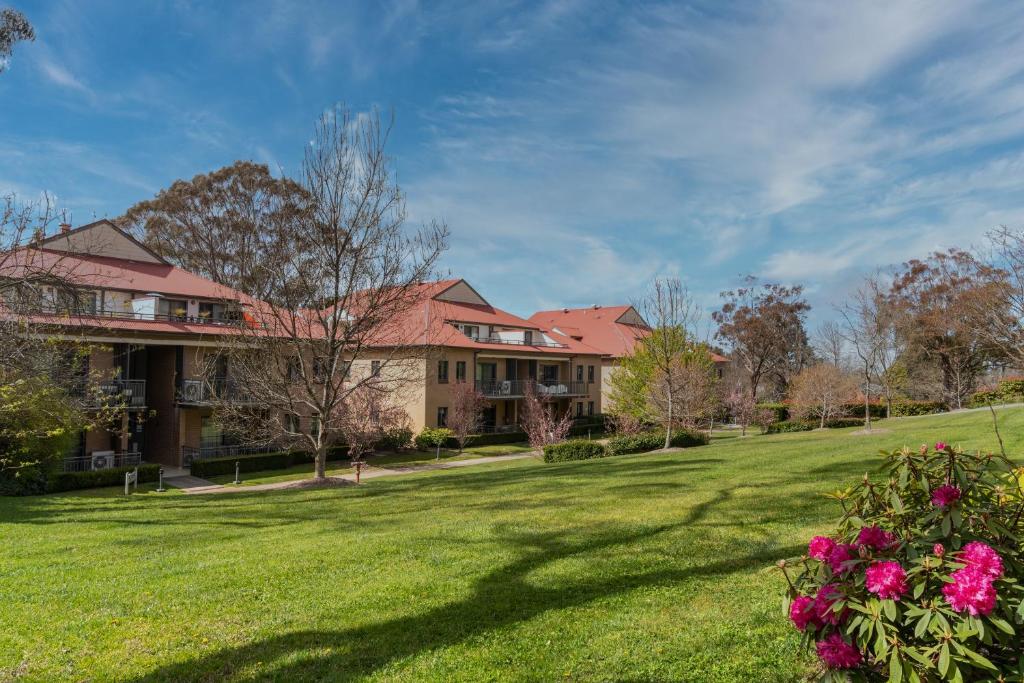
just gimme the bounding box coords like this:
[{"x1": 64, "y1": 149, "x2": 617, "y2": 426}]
[{"x1": 130, "y1": 486, "x2": 795, "y2": 683}]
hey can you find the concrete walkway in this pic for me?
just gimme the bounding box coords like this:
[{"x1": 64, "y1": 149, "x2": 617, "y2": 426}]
[{"x1": 181, "y1": 453, "x2": 537, "y2": 495}]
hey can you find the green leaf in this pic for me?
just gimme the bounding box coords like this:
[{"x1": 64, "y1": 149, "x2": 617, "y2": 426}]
[
  {"x1": 939, "y1": 643, "x2": 950, "y2": 677},
  {"x1": 889, "y1": 651, "x2": 903, "y2": 683},
  {"x1": 914, "y1": 612, "x2": 931, "y2": 639},
  {"x1": 890, "y1": 491, "x2": 905, "y2": 514},
  {"x1": 959, "y1": 645, "x2": 998, "y2": 671},
  {"x1": 941, "y1": 514, "x2": 952, "y2": 537},
  {"x1": 883, "y1": 599, "x2": 898, "y2": 621},
  {"x1": 913, "y1": 582, "x2": 926, "y2": 600}
]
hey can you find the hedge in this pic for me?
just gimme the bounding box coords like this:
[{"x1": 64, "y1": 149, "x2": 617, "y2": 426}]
[
  {"x1": 45, "y1": 464, "x2": 161, "y2": 494},
  {"x1": 998, "y1": 378, "x2": 1024, "y2": 399},
  {"x1": 890, "y1": 400, "x2": 944, "y2": 417},
  {"x1": 542, "y1": 440, "x2": 607, "y2": 463},
  {"x1": 190, "y1": 452, "x2": 294, "y2": 478},
  {"x1": 606, "y1": 429, "x2": 708, "y2": 456},
  {"x1": 821, "y1": 417, "x2": 867, "y2": 429},
  {"x1": 764, "y1": 420, "x2": 814, "y2": 434},
  {"x1": 756, "y1": 403, "x2": 789, "y2": 422}
]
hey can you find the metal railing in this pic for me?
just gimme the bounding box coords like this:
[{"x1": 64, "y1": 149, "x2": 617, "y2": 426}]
[
  {"x1": 467, "y1": 334, "x2": 568, "y2": 349},
  {"x1": 182, "y1": 444, "x2": 278, "y2": 465},
  {"x1": 474, "y1": 379, "x2": 588, "y2": 398},
  {"x1": 25, "y1": 304, "x2": 247, "y2": 327},
  {"x1": 69, "y1": 379, "x2": 147, "y2": 408},
  {"x1": 62, "y1": 451, "x2": 142, "y2": 472},
  {"x1": 177, "y1": 378, "x2": 257, "y2": 405}
]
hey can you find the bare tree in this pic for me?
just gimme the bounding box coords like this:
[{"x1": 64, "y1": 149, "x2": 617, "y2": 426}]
[
  {"x1": 333, "y1": 383, "x2": 408, "y2": 467},
  {"x1": 788, "y1": 364, "x2": 859, "y2": 429},
  {"x1": 970, "y1": 226, "x2": 1024, "y2": 370},
  {"x1": 724, "y1": 386, "x2": 756, "y2": 436},
  {"x1": 0, "y1": 8, "x2": 34, "y2": 74},
  {"x1": 520, "y1": 384, "x2": 573, "y2": 449},
  {"x1": 607, "y1": 412, "x2": 644, "y2": 436},
  {"x1": 713, "y1": 277, "x2": 811, "y2": 401},
  {"x1": 813, "y1": 321, "x2": 846, "y2": 368},
  {"x1": 447, "y1": 382, "x2": 488, "y2": 452},
  {"x1": 634, "y1": 278, "x2": 703, "y2": 448},
  {"x1": 212, "y1": 107, "x2": 448, "y2": 481},
  {"x1": 648, "y1": 355, "x2": 718, "y2": 431},
  {"x1": 838, "y1": 280, "x2": 886, "y2": 431}
]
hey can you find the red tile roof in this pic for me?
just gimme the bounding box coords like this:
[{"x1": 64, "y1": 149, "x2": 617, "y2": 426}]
[{"x1": 529, "y1": 305, "x2": 728, "y2": 363}]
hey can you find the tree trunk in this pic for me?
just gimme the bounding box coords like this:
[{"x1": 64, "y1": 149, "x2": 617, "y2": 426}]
[
  {"x1": 314, "y1": 448, "x2": 327, "y2": 480},
  {"x1": 820, "y1": 414, "x2": 825, "y2": 429},
  {"x1": 664, "y1": 390, "x2": 673, "y2": 449}
]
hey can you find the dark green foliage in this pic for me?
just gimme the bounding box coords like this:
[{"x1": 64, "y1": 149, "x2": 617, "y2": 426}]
[
  {"x1": 414, "y1": 428, "x2": 454, "y2": 451},
  {"x1": 190, "y1": 453, "x2": 293, "y2": 478},
  {"x1": 606, "y1": 429, "x2": 708, "y2": 455},
  {"x1": 969, "y1": 390, "x2": 1001, "y2": 408},
  {"x1": 997, "y1": 377, "x2": 1024, "y2": 399},
  {"x1": 840, "y1": 402, "x2": 887, "y2": 418},
  {"x1": 542, "y1": 440, "x2": 607, "y2": 463},
  {"x1": 377, "y1": 428, "x2": 413, "y2": 451},
  {"x1": 756, "y1": 403, "x2": 789, "y2": 422},
  {"x1": 764, "y1": 420, "x2": 814, "y2": 434},
  {"x1": 44, "y1": 464, "x2": 160, "y2": 494},
  {"x1": 819, "y1": 417, "x2": 866, "y2": 429},
  {"x1": 891, "y1": 399, "x2": 945, "y2": 416}
]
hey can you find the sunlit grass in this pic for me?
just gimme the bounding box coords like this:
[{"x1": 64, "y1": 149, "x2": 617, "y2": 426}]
[{"x1": 1, "y1": 408, "x2": 1020, "y2": 681}]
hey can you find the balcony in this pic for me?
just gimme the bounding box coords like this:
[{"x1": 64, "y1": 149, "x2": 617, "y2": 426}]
[
  {"x1": 70, "y1": 379, "x2": 147, "y2": 409},
  {"x1": 177, "y1": 378, "x2": 258, "y2": 405},
  {"x1": 182, "y1": 444, "x2": 278, "y2": 465},
  {"x1": 474, "y1": 379, "x2": 588, "y2": 398},
  {"x1": 62, "y1": 451, "x2": 142, "y2": 472}
]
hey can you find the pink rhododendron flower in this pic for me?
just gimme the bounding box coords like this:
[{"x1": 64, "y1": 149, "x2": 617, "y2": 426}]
[
  {"x1": 931, "y1": 484, "x2": 961, "y2": 507},
  {"x1": 788, "y1": 595, "x2": 818, "y2": 631},
  {"x1": 943, "y1": 568, "x2": 997, "y2": 616},
  {"x1": 865, "y1": 561, "x2": 908, "y2": 600},
  {"x1": 827, "y1": 543, "x2": 857, "y2": 574},
  {"x1": 815, "y1": 633, "x2": 862, "y2": 669},
  {"x1": 857, "y1": 526, "x2": 896, "y2": 551},
  {"x1": 933, "y1": 543, "x2": 945, "y2": 557},
  {"x1": 935, "y1": 441, "x2": 947, "y2": 451},
  {"x1": 808, "y1": 536, "x2": 836, "y2": 561},
  {"x1": 960, "y1": 541, "x2": 1004, "y2": 578},
  {"x1": 813, "y1": 584, "x2": 846, "y2": 625}
]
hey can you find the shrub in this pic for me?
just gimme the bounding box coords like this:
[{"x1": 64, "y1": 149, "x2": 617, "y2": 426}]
[
  {"x1": 757, "y1": 402, "x2": 789, "y2": 422},
  {"x1": 45, "y1": 464, "x2": 161, "y2": 494},
  {"x1": 764, "y1": 420, "x2": 814, "y2": 434},
  {"x1": 542, "y1": 440, "x2": 607, "y2": 463},
  {"x1": 997, "y1": 378, "x2": 1024, "y2": 401},
  {"x1": 782, "y1": 442, "x2": 1024, "y2": 680},
  {"x1": 668, "y1": 429, "x2": 710, "y2": 447},
  {"x1": 376, "y1": 427, "x2": 413, "y2": 451},
  {"x1": 969, "y1": 390, "x2": 1001, "y2": 408},
  {"x1": 820, "y1": 417, "x2": 866, "y2": 429},
  {"x1": 841, "y1": 402, "x2": 887, "y2": 419},
  {"x1": 190, "y1": 452, "x2": 293, "y2": 478},
  {"x1": 606, "y1": 429, "x2": 707, "y2": 455},
  {"x1": 414, "y1": 427, "x2": 454, "y2": 451},
  {"x1": 891, "y1": 399, "x2": 945, "y2": 417}
]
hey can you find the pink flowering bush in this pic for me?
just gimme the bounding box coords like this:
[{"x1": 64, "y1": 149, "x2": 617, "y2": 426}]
[{"x1": 782, "y1": 442, "x2": 1024, "y2": 682}]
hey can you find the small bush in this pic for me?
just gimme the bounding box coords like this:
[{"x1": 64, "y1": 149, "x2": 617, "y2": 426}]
[
  {"x1": 997, "y1": 377, "x2": 1024, "y2": 401},
  {"x1": 764, "y1": 420, "x2": 814, "y2": 434},
  {"x1": 190, "y1": 452, "x2": 293, "y2": 478},
  {"x1": 542, "y1": 440, "x2": 607, "y2": 462},
  {"x1": 756, "y1": 402, "x2": 789, "y2": 422},
  {"x1": 377, "y1": 427, "x2": 413, "y2": 451},
  {"x1": 840, "y1": 402, "x2": 886, "y2": 418},
  {"x1": 968, "y1": 390, "x2": 1001, "y2": 408},
  {"x1": 890, "y1": 399, "x2": 944, "y2": 416},
  {"x1": 605, "y1": 429, "x2": 707, "y2": 455},
  {"x1": 44, "y1": 464, "x2": 161, "y2": 494},
  {"x1": 820, "y1": 417, "x2": 866, "y2": 429},
  {"x1": 414, "y1": 427, "x2": 454, "y2": 450},
  {"x1": 669, "y1": 429, "x2": 710, "y2": 447}
]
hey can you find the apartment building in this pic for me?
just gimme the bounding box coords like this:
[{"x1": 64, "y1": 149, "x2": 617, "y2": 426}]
[
  {"x1": 529, "y1": 305, "x2": 728, "y2": 410},
  {"x1": 2, "y1": 220, "x2": 607, "y2": 473}
]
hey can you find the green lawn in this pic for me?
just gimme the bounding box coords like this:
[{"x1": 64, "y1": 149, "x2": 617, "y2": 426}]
[
  {"x1": 2, "y1": 408, "x2": 1021, "y2": 681},
  {"x1": 206, "y1": 442, "x2": 536, "y2": 486}
]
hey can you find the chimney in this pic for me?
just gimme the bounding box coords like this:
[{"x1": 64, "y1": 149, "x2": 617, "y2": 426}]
[{"x1": 59, "y1": 222, "x2": 72, "y2": 234}]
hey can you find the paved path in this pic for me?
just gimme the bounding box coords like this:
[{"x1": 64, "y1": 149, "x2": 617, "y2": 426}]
[
  {"x1": 165, "y1": 475, "x2": 219, "y2": 490},
  {"x1": 181, "y1": 453, "x2": 537, "y2": 495}
]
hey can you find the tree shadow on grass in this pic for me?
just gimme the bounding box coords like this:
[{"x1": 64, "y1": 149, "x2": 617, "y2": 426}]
[{"x1": 129, "y1": 486, "x2": 792, "y2": 682}]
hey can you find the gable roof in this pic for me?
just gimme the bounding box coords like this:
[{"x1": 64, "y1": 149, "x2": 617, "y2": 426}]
[{"x1": 37, "y1": 219, "x2": 169, "y2": 265}]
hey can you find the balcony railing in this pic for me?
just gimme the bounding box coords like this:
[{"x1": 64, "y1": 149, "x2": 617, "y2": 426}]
[
  {"x1": 467, "y1": 334, "x2": 568, "y2": 349},
  {"x1": 177, "y1": 378, "x2": 258, "y2": 405},
  {"x1": 62, "y1": 451, "x2": 142, "y2": 472},
  {"x1": 182, "y1": 444, "x2": 278, "y2": 465},
  {"x1": 69, "y1": 379, "x2": 147, "y2": 408},
  {"x1": 474, "y1": 379, "x2": 588, "y2": 398},
  {"x1": 24, "y1": 304, "x2": 247, "y2": 327}
]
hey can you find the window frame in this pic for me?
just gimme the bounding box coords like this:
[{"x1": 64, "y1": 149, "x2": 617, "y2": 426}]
[{"x1": 438, "y1": 359, "x2": 449, "y2": 384}]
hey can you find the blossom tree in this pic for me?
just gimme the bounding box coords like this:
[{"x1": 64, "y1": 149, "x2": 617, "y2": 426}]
[
  {"x1": 520, "y1": 384, "x2": 572, "y2": 449},
  {"x1": 788, "y1": 364, "x2": 859, "y2": 429},
  {"x1": 723, "y1": 387, "x2": 756, "y2": 436},
  {"x1": 446, "y1": 382, "x2": 488, "y2": 452},
  {"x1": 334, "y1": 383, "x2": 408, "y2": 467}
]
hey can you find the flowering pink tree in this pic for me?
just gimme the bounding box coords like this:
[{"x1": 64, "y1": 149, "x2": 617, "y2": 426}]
[
  {"x1": 723, "y1": 387, "x2": 756, "y2": 436},
  {"x1": 446, "y1": 382, "x2": 488, "y2": 452},
  {"x1": 781, "y1": 442, "x2": 1024, "y2": 680},
  {"x1": 520, "y1": 384, "x2": 573, "y2": 449}
]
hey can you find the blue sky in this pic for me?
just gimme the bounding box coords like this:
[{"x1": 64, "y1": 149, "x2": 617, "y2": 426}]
[{"x1": 4, "y1": 1, "x2": 1024, "y2": 326}]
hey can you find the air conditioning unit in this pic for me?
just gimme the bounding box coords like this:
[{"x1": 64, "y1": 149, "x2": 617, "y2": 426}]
[{"x1": 91, "y1": 450, "x2": 115, "y2": 470}]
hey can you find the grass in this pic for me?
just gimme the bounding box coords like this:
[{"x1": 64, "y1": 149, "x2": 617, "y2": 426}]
[
  {"x1": 1, "y1": 408, "x2": 1022, "y2": 681},
  {"x1": 205, "y1": 442, "x2": 535, "y2": 486}
]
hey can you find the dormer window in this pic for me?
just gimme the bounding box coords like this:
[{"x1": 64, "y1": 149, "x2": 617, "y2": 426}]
[
  {"x1": 158, "y1": 298, "x2": 188, "y2": 321},
  {"x1": 524, "y1": 330, "x2": 533, "y2": 345},
  {"x1": 460, "y1": 324, "x2": 480, "y2": 340}
]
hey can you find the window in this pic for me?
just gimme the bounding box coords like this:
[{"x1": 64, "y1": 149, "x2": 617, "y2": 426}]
[
  {"x1": 524, "y1": 330, "x2": 533, "y2": 345},
  {"x1": 437, "y1": 406, "x2": 448, "y2": 427},
  {"x1": 588, "y1": 401, "x2": 594, "y2": 416},
  {"x1": 310, "y1": 415, "x2": 321, "y2": 439},
  {"x1": 313, "y1": 357, "x2": 327, "y2": 382},
  {"x1": 460, "y1": 324, "x2": 479, "y2": 339},
  {"x1": 541, "y1": 364, "x2": 558, "y2": 381},
  {"x1": 371, "y1": 360, "x2": 381, "y2": 377},
  {"x1": 588, "y1": 365, "x2": 595, "y2": 383},
  {"x1": 576, "y1": 365, "x2": 584, "y2": 382},
  {"x1": 285, "y1": 414, "x2": 300, "y2": 434},
  {"x1": 438, "y1": 359, "x2": 449, "y2": 383},
  {"x1": 286, "y1": 357, "x2": 301, "y2": 382},
  {"x1": 455, "y1": 361, "x2": 466, "y2": 382},
  {"x1": 158, "y1": 298, "x2": 188, "y2": 320},
  {"x1": 576, "y1": 402, "x2": 583, "y2": 417}
]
